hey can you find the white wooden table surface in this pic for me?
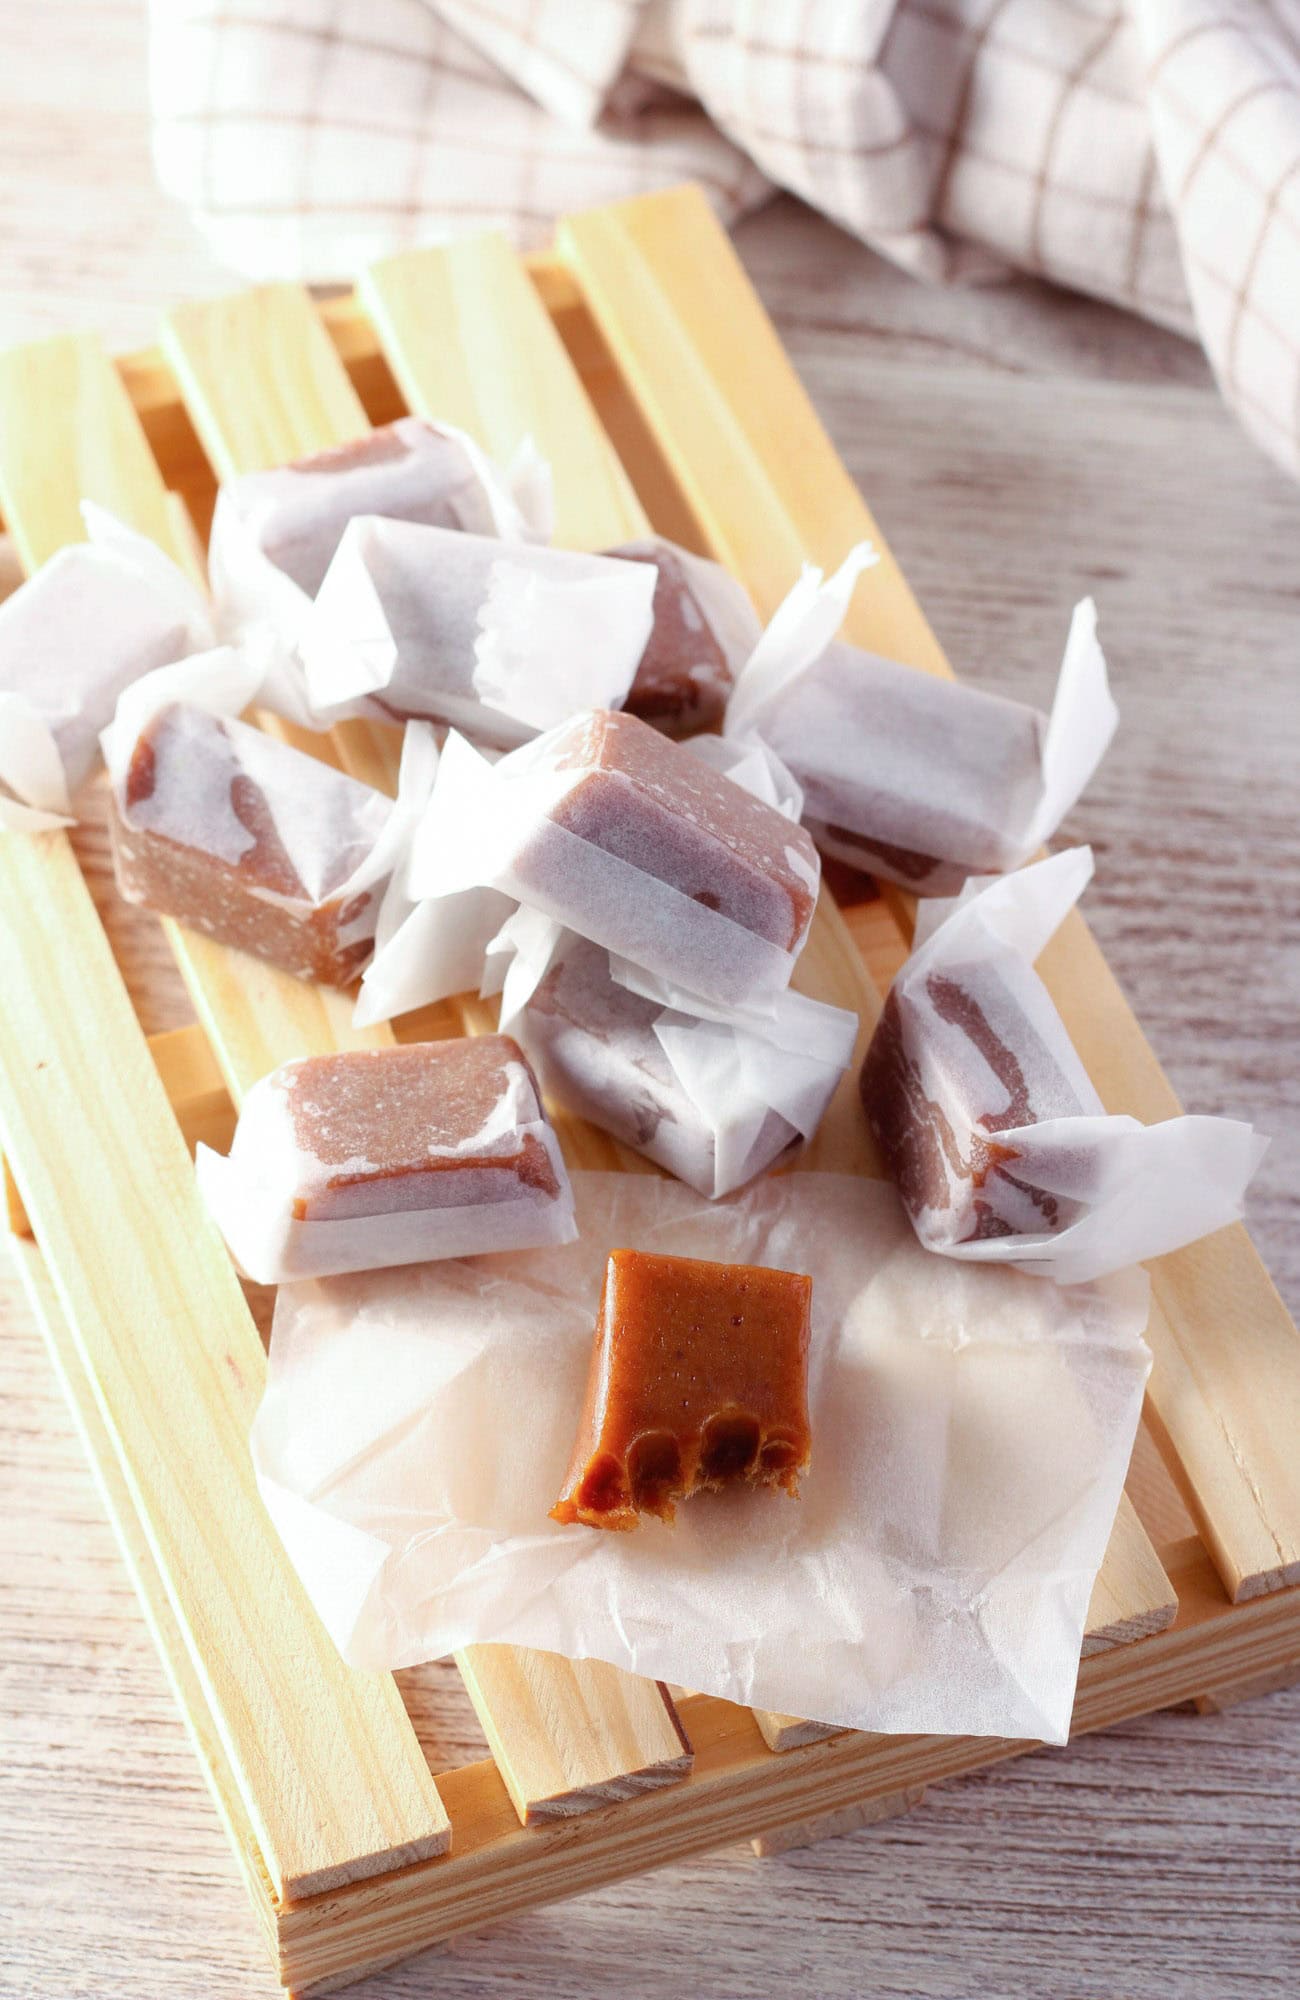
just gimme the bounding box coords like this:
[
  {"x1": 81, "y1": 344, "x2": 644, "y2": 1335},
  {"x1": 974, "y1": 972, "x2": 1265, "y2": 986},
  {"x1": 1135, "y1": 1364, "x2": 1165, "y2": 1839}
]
[{"x1": 1, "y1": 8, "x2": 1297, "y2": 1998}]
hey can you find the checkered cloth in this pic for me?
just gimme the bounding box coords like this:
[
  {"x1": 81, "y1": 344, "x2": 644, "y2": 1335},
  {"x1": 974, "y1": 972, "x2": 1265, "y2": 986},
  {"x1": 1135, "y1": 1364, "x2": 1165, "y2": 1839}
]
[{"x1": 150, "y1": 0, "x2": 1300, "y2": 480}]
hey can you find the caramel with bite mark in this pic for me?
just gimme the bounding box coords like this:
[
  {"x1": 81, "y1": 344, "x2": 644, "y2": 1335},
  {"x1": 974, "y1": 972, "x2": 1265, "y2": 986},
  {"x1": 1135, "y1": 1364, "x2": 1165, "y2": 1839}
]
[{"x1": 552, "y1": 1249, "x2": 812, "y2": 1532}]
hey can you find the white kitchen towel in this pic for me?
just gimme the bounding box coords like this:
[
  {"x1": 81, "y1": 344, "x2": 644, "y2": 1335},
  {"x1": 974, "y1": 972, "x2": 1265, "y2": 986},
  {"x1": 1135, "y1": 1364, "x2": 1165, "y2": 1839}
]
[{"x1": 149, "y1": 0, "x2": 1300, "y2": 483}]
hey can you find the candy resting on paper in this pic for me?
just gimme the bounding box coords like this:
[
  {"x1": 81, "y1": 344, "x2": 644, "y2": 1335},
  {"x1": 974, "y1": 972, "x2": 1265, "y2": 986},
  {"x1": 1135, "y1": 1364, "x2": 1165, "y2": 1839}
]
[
  {"x1": 197, "y1": 1034, "x2": 575, "y2": 1283},
  {"x1": 208, "y1": 416, "x2": 550, "y2": 647},
  {"x1": 489, "y1": 911, "x2": 857, "y2": 1198},
  {"x1": 299, "y1": 516, "x2": 657, "y2": 744},
  {"x1": 551, "y1": 1248, "x2": 812, "y2": 1530},
  {"x1": 411, "y1": 711, "x2": 821, "y2": 1010},
  {"x1": 103, "y1": 650, "x2": 424, "y2": 986},
  {"x1": 726, "y1": 544, "x2": 1117, "y2": 893},
  {"x1": 605, "y1": 537, "x2": 759, "y2": 739},
  {"x1": 0, "y1": 506, "x2": 212, "y2": 831},
  {"x1": 860, "y1": 846, "x2": 1269, "y2": 1283}
]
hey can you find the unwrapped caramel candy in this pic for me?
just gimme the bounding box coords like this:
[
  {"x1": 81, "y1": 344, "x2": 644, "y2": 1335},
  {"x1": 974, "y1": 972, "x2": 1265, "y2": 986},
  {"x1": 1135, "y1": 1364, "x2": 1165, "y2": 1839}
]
[{"x1": 552, "y1": 1249, "x2": 812, "y2": 1531}]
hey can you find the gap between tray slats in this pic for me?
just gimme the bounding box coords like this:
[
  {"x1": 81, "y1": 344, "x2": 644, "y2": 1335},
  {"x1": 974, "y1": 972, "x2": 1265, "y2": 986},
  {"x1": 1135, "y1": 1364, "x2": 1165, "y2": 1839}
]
[
  {"x1": 157, "y1": 274, "x2": 694, "y2": 1826},
  {"x1": 556, "y1": 184, "x2": 1300, "y2": 1608}
]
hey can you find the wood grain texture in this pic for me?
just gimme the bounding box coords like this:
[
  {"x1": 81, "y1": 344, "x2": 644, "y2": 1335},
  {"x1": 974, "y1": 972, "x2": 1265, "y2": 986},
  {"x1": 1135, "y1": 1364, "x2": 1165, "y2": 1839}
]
[
  {"x1": 559, "y1": 185, "x2": 1300, "y2": 1606},
  {"x1": 750, "y1": 1782, "x2": 928, "y2": 1858},
  {"x1": 361, "y1": 236, "x2": 644, "y2": 551},
  {"x1": 0, "y1": 832, "x2": 450, "y2": 1899},
  {"x1": 2, "y1": 13, "x2": 1298, "y2": 1993},
  {"x1": 0, "y1": 331, "x2": 194, "y2": 576}
]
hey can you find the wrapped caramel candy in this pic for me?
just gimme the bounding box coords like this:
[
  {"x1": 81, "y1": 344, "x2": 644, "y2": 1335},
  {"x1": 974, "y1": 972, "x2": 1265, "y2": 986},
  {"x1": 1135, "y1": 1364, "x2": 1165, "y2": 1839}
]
[
  {"x1": 408, "y1": 710, "x2": 821, "y2": 1011},
  {"x1": 198, "y1": 1035, "x2": 575, "y2": 1283},
  {"x1": 208, "y1": 416, "x2": 551, "y2": 658},
  {"x1": 0, "y1": 506, "x2": 211, "y2": 831},
  {"x1": 860, "y1": 847, "x2": 1267, "y2": 1282},
  {"x1": 299, "y1": 518, "x2": 657, "y2": 745},
  {"x1": 603, "y1": 536, "x2": 758, "y2": 738},
  {"x1": 727, "y1": 544, "x2": 1117, "y2": 893},
  {"x1": 488, "y1": 909, "x2": 856, "y2": 1198},
  {"x1": 103, "y1": 652, "x2": 430, "y2": 986}
]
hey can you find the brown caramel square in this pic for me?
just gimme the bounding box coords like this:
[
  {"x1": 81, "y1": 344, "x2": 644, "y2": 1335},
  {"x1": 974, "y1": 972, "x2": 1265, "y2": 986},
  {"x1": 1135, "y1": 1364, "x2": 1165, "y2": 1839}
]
[{"x1": 552, "y1": 1249, "x2": 812, "y2": 1531}]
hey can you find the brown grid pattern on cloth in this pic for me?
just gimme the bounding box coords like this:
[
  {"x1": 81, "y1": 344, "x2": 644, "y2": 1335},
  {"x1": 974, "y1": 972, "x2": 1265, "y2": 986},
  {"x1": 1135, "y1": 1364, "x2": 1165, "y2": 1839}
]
[{"x1": 148, "y1": 0, "x2": 1299, "y2": 478}]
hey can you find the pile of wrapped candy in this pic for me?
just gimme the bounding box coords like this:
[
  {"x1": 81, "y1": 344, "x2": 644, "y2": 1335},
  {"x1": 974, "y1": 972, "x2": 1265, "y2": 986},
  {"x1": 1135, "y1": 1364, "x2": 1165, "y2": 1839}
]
[{"x1": 1, "y1": 412, "x2": 1266, "y2": 1337}]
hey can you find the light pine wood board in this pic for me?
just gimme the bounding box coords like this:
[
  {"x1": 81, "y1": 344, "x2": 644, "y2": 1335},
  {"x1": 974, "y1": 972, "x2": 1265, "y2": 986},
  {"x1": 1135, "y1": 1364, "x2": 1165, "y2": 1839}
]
[
  {"x1": 0, "y1": 829, "x2": 450, "y2": 1901},
  {"x1": 158, "y1": 275, "x2": 695, "y2": 1827},
  {"x1": 558, "y1": 184, "x2": 1300, "y2": 1608},
  {"x1": 2, "y1": 13, "x2": 1298, "y2": 1989}
]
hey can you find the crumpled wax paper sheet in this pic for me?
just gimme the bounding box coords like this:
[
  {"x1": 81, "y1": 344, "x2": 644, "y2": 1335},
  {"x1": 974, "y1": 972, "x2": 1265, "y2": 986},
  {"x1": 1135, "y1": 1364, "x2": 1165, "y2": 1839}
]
[{"x1": 253, "y1": 1170, "x2": 1151, "y2": 1743}]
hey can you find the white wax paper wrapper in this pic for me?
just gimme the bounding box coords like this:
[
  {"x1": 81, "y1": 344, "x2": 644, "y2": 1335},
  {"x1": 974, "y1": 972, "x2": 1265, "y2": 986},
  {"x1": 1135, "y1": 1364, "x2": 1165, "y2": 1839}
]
[
  {"x1": 208, "y1": 418, "x2": 551, "y2": 673},
  {"x1": 408, "y1": 722, "x2": 820, "y2": 1012},
  {"x1": 864, "y1": 848, "x2": 1269, "y2": 1283},
  {"x1": 198, "y1": 1043, "x2": 575, "y2": 1284},
  {"x1": 299, "y1": 517, "x2": 656, "y2": 744},
  {"x1": 103, "y1": 651, "x2": 425, "y2": 962},
  {"x1": 488, "y1": 909, "x2": 857, "y2": 1197},
  {"x1": 726, "y1": 542, "x2": 1118, "y2": 892},
  {"x1": 354, "y1": 729, "x2": 515, "y2": 1028},
  {"x1": 608, "y1": 536, "x2": 760, "y2": 738},
  {"x1": 0, "y1": 504, "x2": 213, "y2": 830},
  {"x1": 253, "y1": 1170, "x2": 1151, "y2": 1742}
]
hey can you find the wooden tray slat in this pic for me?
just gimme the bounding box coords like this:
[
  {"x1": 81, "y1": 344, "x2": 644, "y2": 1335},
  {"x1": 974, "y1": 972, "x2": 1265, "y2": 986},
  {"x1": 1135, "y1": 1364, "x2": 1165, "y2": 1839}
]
[
  {"x1": 361, "y1": 235, "x2": 644, "y2": 551},
  {"x1": 160, "y1": 275, "x2": 696, "y2": 1828},
  {"x1": 0, "y1": 830, "x2": 450, "y2": 1901},
  {"x1": 559, "y1": 183, "x2": 1300, "y2": 1605}
]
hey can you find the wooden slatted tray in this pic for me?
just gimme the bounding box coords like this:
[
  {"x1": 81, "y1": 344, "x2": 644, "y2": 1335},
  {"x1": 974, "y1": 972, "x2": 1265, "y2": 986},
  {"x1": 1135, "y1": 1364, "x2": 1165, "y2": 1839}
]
[{"x1": 1, "y1": 185, "x2": 1298, "y2": 1997}]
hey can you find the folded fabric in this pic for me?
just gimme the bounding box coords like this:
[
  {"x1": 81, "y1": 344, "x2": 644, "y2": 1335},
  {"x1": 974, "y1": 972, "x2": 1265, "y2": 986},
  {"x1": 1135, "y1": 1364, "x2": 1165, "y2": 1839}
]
[{"x1": 150, "y1": 0, "x2": 1300, "y2": 483}]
